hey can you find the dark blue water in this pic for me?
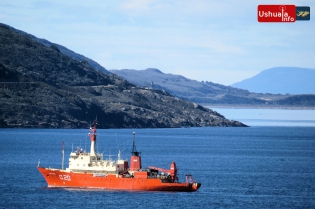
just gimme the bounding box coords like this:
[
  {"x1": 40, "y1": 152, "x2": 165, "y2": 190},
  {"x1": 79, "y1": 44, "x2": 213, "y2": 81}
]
[{"x1": 0, "y1": 127, "x2": 315, "y2": 208}]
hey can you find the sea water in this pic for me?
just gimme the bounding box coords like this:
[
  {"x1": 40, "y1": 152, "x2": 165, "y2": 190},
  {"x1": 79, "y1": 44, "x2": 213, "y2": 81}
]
[{"x1": 0, "y1": 125, "x2": 314, "y2": 208}]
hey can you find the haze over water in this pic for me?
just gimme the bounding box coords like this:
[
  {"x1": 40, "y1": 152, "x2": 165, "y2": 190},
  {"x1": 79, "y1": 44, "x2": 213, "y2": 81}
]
[{"x1": 212, "y1": 108, "x2": 315, "y2": 127}]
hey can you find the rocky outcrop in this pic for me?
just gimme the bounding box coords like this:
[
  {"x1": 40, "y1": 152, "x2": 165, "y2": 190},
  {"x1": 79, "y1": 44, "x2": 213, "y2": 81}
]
[{"x1": 0, "y1": 23, "x2": 247, "y2": 128}]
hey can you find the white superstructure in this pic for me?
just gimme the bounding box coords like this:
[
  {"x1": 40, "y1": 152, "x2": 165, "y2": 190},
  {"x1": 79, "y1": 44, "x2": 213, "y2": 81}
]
[{"x1": 66, "y1": 121, "x2": 128, "y2": 174}]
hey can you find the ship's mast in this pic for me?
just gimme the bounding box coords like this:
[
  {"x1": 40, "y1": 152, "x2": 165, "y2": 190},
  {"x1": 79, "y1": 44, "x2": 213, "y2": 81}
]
[
  {"x1": 118, "y1": 150, "x2": 123, "y2": 161},
  {"x1": 62, "y1": 141, "x2": 64, "y2": 170},
  {"x1": 89, "y1": 119, "x2": 98, "y2": 157}
]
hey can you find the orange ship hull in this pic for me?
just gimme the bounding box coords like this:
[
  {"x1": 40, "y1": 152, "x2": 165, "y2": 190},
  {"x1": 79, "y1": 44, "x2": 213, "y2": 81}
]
[
  {"x1": 38, "y1": 121, "x2": 201, "y2": 192},
  {"x1": 38, "y1": 167, "x2": 201, "y2": 192}
]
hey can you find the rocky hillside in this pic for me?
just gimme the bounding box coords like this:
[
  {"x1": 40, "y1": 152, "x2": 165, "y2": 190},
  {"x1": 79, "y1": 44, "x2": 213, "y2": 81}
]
[
  {"x1": 111, "y1": 68, "x2": 254, "y2": 103},
  {"x1": 0, "y1": 23, "x2": 246, "y2": 128},
  {"x1": 5, "y1": 24, "x2": 111, "y2": 75},
  {"x1": 111, "y1": 68, "x2": 315, "y2": 107}
]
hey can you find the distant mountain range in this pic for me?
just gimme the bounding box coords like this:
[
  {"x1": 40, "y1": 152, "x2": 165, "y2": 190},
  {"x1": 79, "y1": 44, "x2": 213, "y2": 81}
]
[
  {"x1": 3, "y1": 23, "x2": 314, "y2": 109},
  {"x1": 0, "y1": 23, "x2": 246, "y2": 128},
  {"x1": 231, "y1": 67, "x2": 315, "y2": 94},
  {"x1": 111, "y1": 69, "x2": 315, "y2": 107},
  {"x1": 111, "y1": 68, "x2": 253, "y2": 103}
]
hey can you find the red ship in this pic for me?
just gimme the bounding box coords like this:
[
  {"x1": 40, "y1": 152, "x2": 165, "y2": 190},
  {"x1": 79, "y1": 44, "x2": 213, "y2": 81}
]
[{"x1": 38, "y1": 120, "x2": 201, "y2": 192}]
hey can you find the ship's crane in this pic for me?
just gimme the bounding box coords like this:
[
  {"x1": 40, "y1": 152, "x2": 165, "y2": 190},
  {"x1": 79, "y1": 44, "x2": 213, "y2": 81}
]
[{"x1": 148, "y1": 162, "x2": 178, "y2": 180}]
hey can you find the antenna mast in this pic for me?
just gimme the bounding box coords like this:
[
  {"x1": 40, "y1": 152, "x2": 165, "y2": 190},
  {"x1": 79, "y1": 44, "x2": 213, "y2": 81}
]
[{"x1": 62, "y1": 141, "x2": 64, "y2": 170}]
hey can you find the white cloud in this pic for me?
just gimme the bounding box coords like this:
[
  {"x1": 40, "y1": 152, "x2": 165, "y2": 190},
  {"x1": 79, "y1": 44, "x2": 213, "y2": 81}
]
[
  {"x1": 1, "y1": 0, "x2": 314, "y2": 85},
  {"x1": 120, "y1": 0, "x2": 154, "y2": 15}
]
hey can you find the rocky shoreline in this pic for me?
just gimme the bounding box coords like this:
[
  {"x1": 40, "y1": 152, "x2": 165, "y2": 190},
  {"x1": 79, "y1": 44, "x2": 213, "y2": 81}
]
[{"x1": 0, "y1": 23, "x2": 247, "y2": 129}]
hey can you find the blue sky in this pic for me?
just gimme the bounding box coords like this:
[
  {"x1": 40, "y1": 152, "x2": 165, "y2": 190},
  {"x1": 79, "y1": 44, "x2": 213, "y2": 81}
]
[{"x1": 1, "y1": 0, "x2": 314, "y2": 85}]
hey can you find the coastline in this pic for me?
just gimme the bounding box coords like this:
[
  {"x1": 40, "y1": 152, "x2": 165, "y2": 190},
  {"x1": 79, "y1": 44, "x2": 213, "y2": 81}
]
[
  {"x1": 203, "y1": 104, "x2": 315, "y2": 110},
  {"x1": 209, "y1": 107, "x2": 315, "y2": 127}
]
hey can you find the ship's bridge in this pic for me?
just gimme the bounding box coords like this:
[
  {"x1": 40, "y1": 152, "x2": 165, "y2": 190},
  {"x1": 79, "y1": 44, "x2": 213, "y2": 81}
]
[{"x1": 67, "y1": 151, "x2": 128, "y2": 173}]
